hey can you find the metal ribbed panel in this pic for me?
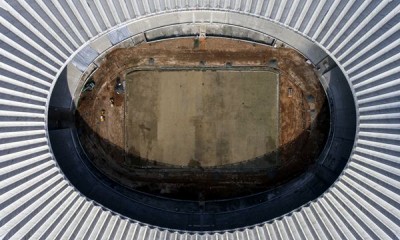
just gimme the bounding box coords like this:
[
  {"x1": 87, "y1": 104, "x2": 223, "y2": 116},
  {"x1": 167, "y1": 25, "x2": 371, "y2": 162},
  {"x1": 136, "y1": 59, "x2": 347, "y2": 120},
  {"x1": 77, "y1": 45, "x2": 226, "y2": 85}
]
[{"x1": 0, "y1": 0, "x2": 399, "y2": 239}]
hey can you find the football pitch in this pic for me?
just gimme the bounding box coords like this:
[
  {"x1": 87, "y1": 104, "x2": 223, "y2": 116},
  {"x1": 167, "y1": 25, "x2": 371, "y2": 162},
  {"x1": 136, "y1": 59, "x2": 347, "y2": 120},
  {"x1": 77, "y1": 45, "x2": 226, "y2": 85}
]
[{"x1": 125, "y1": 69, "x2": 279, "y2": 167}]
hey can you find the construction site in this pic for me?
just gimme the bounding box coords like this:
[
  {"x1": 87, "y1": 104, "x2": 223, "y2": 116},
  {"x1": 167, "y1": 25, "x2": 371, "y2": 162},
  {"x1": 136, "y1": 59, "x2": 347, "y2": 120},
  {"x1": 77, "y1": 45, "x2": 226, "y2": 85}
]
[
  {"x1": 75, "y1": 37, "x2": 330, "y2": 201},
  {"x1": 5, "y1": 0, "x2": 399, "y2": 237}
]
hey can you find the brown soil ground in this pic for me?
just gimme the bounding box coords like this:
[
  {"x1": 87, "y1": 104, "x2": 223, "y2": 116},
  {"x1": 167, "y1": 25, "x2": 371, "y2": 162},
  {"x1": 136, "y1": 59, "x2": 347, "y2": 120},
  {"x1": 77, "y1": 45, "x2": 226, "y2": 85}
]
[{"x1": 75, "y1": 38, "x2": 330, "y2": 200}]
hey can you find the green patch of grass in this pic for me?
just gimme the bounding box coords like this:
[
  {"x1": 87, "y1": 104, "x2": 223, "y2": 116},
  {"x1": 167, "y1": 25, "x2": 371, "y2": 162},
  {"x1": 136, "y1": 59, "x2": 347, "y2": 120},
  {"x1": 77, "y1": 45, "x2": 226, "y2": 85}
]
[{"x1": 193, "y1": 38, "x2": 200, "y2": 48}]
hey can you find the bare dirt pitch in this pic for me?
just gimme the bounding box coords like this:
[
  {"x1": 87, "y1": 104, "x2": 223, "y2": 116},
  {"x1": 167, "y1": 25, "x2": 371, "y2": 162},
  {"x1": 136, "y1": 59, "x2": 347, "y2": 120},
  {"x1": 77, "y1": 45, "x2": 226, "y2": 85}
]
[
  {"x1": 76, "y1": 38, "x2": 330, "y2": 200},
  {"x1": 125, "y1": 70, "x2": 279, "y2": 167}
]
